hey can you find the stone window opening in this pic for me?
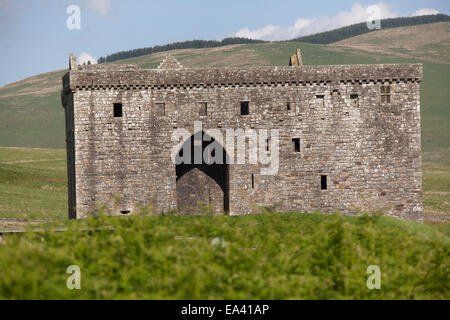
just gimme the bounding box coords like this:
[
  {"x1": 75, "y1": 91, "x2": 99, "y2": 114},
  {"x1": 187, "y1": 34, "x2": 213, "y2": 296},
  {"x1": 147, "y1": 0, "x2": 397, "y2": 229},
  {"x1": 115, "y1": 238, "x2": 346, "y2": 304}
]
[
  {"x1": 292, "y1": 138, "x2": 300, "y2": 152},
  {"x1": 251, "y1": 174, "x2": 255, "y2": 189},
  {"x1": 266, "y1": 138, "x2": 270, "y2": 152},
  {"x1": 321, "y1": 175, "x2": 327, "y2": 190},
  {"x1": 113, "y1": 103, "x2": 123, "y2": 118},
  {"x1": 120, "y1": 210, "x2": 131, "y2": 215},
  {"x1": 240, "y1": 101, "x2": 249, "y2": 115},
  {"x1": 155, "y1": 103, "x2": 165, "y2": 116},
  {"x1": 199, "y1": 102, "x2": 208, "y2": 116},
  {"x1": 316, "y1": 95, "x2": 325, "y2": 107},
  {"x1": 350, "y1": 94, "x2": 359, "y2": 107},
  {"x1": 286, "y1": 102, "x2": 291, "y2": 111},
  {"x1": 381, "y1": 85, "x2": 391, "y2": 103}
]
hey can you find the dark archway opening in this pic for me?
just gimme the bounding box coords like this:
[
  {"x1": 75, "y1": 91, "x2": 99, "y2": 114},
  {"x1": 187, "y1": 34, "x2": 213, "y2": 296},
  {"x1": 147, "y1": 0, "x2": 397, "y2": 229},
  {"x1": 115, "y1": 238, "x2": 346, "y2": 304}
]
[{"x1": 175, "y1": 131, "x2": 229, "y2": 214}]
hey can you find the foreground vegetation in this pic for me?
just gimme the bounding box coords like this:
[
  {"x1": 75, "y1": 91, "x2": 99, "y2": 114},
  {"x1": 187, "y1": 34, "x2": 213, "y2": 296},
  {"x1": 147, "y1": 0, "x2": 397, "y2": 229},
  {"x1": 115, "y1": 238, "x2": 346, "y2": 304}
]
[{"x1": 0, "y1": 211, "x2": 448, "y2": 299}]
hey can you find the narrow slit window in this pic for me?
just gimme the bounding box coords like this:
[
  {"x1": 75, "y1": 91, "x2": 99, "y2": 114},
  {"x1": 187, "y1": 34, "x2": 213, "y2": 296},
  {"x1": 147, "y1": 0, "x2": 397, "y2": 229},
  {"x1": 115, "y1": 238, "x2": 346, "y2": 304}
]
[
  {"x1": 240, "y1": 101, "x2": 249, "y2": 115},
  {"x1": 199, "y1": 102, "x2": 207, "y2": 116},
  {"x1": 292, "y1": 138, "x2": 300, "y2": 152},
  {"x1": 113, "y1": 103, "x2": 123, "y2": 118},
  {"x1": 266, "y1": 138, "x2": 270, "y2": 152},
  {"x1": 286, "y1": 102, "x2": 291, "y2": 111},
  {"x1": 381, "y1": 85, "x2": 391, "y2": 104},
  {"x1": 155, "y1": 103, "x2": 165, "y2": 116},
  {"x1": 251, "y1": 174, "x2": 255, "y2": 189},
  {"x1": 321, "y1": 175, "x2": 327, "y2": 190}
]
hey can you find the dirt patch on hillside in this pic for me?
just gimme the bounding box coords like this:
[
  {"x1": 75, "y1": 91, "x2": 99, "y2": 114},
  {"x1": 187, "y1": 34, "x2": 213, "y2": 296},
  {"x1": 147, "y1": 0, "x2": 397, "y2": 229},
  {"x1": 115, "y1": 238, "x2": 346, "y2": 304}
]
[
  {"x1": 331, "y1": 22, "x2": 450, "y2": 64},
  {"x1": 0, "y1": 158, "x2": 64, "y2": 164},
  {"x1": 0, "y1": 219, "x2": 49, "y2": 231}
]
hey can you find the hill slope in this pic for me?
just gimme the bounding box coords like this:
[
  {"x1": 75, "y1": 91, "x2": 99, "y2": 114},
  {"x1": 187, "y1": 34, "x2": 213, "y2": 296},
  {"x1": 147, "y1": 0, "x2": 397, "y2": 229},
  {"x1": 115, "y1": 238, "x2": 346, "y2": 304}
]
[
  {"x1": 292, "y1": 14, "x2": 450, "y2": 44},
  {"x1": 97, "y1": 14, "x2": 449, "y2": 62},
  {"x1": 332, "y1": 22, "x2": 450, "y2": 64},
  {"x1": 0, "y1": 23, "x2": 449, "y2": 164}
]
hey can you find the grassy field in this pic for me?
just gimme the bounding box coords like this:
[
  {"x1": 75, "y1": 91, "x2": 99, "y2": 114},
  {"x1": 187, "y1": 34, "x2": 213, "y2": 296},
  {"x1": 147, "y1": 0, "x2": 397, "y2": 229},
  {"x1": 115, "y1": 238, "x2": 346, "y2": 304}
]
[
  {"x1": 0, "y1": 148, "x2": 67, "y2": 222},
  {"x1": 423, "y1": 163, "x2": 450, "y2": 216},
  {"x1": 0, "y1": 212, "x2": 448, "y2": 299}
]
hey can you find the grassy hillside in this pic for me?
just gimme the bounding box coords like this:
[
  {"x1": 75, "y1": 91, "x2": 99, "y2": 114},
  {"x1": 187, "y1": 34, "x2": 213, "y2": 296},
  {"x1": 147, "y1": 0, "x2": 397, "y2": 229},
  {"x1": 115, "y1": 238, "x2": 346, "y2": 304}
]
[
  {"x1": 0, "y1": 148, "x2": 67, "y2": 222},
  {"x1": 97, "y1": 14, "x2": 449, "y2": 62},
  {"x1": 0, "y1": 212, "x2": 448, "y2": 299},
  {"x1": 0, "y1": 23, "x2": 449, "y2": 164},
  {"x1": 292, "y1": 14, "x2": 450, "y2": 44},
  {"x1": 0, "y1": 70, "x2": 66, "y2": 148},
  {"x1": 332, "y1": 22, "x2": 450, "y2": 65}
]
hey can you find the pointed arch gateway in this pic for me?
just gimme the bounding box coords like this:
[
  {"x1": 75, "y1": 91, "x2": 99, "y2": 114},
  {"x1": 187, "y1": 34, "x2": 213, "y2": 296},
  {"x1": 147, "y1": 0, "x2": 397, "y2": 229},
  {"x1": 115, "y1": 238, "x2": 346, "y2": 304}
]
[{"x1": 175, "y1": 131, "x2": 230, "y2": 215}]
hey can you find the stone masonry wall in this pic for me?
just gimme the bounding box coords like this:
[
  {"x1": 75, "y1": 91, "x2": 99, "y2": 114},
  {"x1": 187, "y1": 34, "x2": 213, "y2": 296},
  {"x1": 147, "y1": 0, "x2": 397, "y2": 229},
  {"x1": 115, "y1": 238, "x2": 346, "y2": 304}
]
[{"x1": 62, "y1": 63, "x2": 423, "y2": 221}]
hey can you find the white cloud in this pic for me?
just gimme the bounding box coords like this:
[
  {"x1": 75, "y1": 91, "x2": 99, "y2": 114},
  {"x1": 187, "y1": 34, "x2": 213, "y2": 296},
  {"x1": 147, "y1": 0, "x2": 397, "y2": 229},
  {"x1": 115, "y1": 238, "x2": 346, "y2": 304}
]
[
  {"x1": 0, "y1": 0, "x2": 25, "y2": 34},
  {"x1": 78, "y1": 52, "x2": 98, "y2": 65},
  {"x1": 233, "y1": 2, "x2": 399, "y2": 41},
  {"x1": 413, "y1": 8, "x2": 439, "y2": 16},
  {"x1": 85, "y1": 0, "x2": 112, "y2": 16}
]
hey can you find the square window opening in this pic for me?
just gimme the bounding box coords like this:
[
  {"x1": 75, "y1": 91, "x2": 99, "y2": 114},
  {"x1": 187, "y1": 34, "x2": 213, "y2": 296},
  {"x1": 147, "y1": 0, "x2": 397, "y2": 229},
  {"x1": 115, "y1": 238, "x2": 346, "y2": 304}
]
[
  {"x1": 316, "y1": 95, "x2": 325, "y2": 107},
  {"x1": 350, "y1": 94, "x2": 359, "y2": 107}
]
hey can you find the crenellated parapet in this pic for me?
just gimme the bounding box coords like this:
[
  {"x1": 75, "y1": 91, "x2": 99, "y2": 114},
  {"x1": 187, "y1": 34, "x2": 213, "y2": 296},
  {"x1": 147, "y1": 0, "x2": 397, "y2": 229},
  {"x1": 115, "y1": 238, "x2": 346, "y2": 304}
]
[{"x1": 63, "y1": 63, "x2": 422, "y2": 91}]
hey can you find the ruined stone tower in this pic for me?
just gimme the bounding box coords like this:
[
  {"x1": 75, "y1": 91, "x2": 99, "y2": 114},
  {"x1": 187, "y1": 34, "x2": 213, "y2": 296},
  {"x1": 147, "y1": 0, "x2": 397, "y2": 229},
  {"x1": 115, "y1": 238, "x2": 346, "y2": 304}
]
[{"x1": 61, "y1": 50, "x2": 423, "y2": 221}]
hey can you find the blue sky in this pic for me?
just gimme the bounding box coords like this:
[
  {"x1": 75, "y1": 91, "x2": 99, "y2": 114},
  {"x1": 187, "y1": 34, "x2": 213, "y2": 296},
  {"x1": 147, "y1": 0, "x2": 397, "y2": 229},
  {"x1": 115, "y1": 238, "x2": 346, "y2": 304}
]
[{"x1": 0, "y1": 0, "x2": 448, "y2": 86}]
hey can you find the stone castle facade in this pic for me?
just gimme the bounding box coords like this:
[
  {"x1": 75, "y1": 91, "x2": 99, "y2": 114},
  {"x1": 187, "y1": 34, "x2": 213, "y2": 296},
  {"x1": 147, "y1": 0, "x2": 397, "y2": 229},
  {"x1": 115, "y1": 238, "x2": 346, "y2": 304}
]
[{"x1": 61, "y1": 51, "x2": 423, "y2": 221}]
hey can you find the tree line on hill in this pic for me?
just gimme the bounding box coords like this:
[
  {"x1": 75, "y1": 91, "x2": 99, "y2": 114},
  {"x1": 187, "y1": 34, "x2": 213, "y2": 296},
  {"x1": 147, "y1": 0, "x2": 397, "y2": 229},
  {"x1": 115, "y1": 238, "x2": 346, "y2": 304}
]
[
  {"x1": 97, "y1": 38, "x2": 265, "y2": 63},
  {"x1": 98, "y1": 14, "x2": 449, "y2": 63},
  {"x1": 290, "y1": 14, "x2": 450, "y2": 44}
]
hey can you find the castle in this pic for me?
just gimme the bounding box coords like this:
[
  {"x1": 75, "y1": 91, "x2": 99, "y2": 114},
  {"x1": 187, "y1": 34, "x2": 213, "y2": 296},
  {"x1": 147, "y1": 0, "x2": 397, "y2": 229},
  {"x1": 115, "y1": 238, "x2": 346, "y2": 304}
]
[{"x1": 61, "y1": 50, "x2": 423, "y2": 221}]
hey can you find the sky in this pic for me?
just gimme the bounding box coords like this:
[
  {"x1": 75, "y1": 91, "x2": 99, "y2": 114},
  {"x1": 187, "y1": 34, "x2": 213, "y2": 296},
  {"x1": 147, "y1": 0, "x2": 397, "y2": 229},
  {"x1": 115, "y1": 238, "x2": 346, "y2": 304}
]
[{"x1": 0, "y1": 0, "x2": 448, "y2": 86}]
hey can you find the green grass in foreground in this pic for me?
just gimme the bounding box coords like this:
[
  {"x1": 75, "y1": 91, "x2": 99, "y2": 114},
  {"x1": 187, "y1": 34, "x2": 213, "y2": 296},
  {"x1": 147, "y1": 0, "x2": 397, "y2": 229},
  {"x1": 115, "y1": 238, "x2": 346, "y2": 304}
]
[
  {"x1": 0, "y1": 212, "x2": 448, "y2": 299},
  {"x1": 0, "y1": 148, "x2": 67, "y2": 221}
]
